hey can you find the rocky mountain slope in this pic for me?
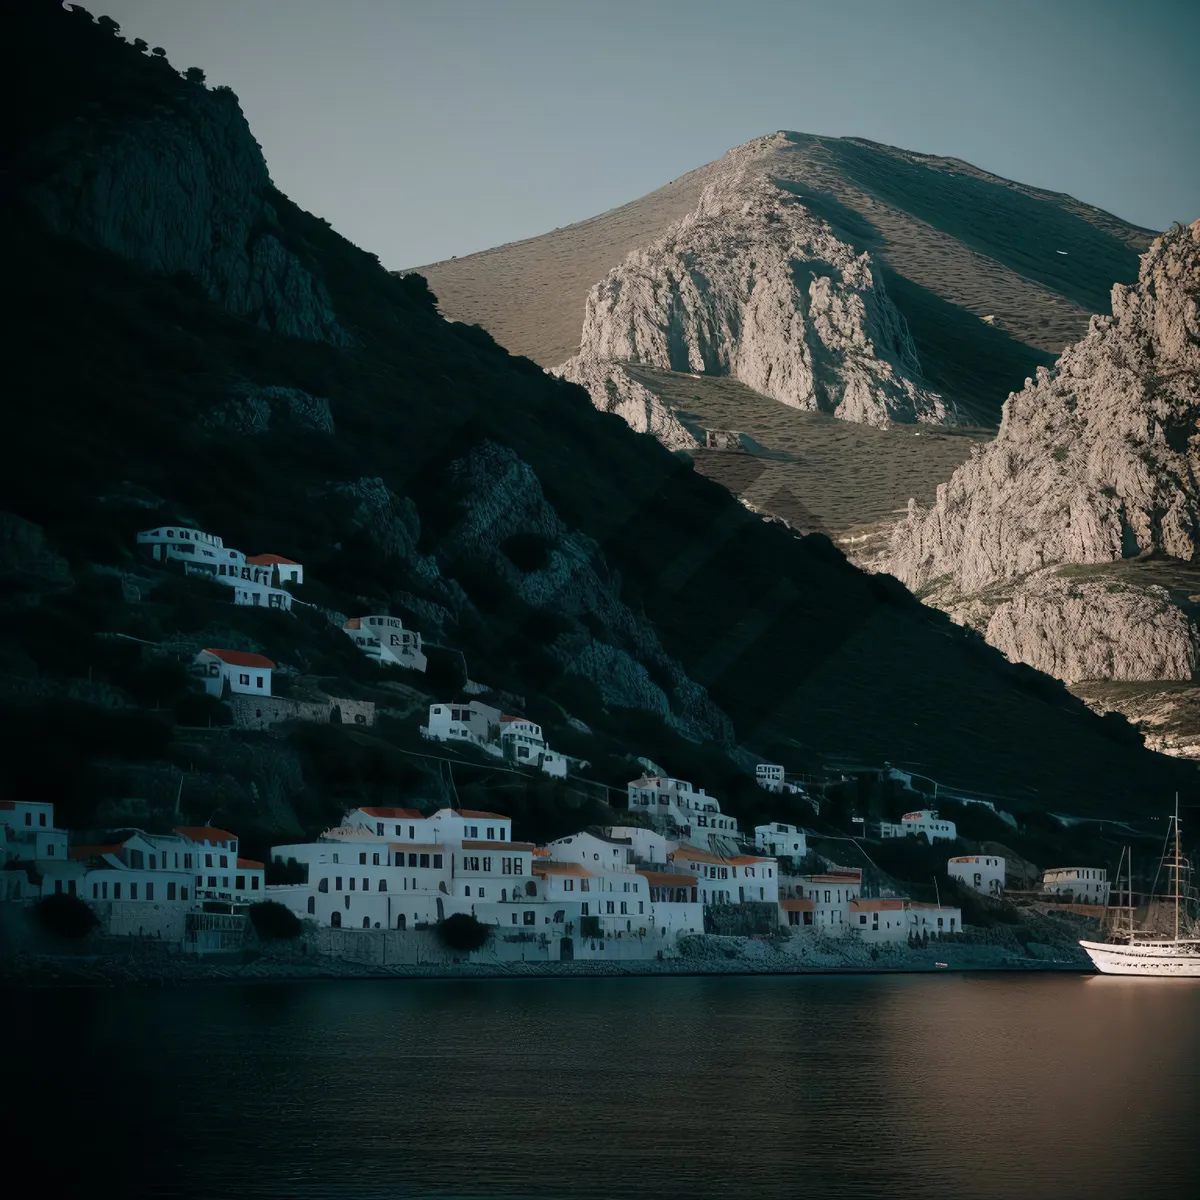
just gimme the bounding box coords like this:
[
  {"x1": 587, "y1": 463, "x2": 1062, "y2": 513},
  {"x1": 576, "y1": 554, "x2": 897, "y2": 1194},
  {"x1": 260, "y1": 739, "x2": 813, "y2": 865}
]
[
  {"x1": 885, "y1": 221, "x2": 1200, "y2": 747},
  {"x1": 4, "y1": 2, "x2": 1195, "y2": 841},
  {"x1": 419, "y1": 131, "x2": 1153, "y2": 427},
  {"x1": 559, "y1": 135, "x2": 951, "y2": 430}
]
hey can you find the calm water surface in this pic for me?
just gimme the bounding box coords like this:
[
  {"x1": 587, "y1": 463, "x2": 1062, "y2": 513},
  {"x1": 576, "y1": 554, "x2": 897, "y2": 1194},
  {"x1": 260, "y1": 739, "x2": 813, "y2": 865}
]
[{"x1": 7, "y1": 973, "x2": 1199, "y2": 1198}]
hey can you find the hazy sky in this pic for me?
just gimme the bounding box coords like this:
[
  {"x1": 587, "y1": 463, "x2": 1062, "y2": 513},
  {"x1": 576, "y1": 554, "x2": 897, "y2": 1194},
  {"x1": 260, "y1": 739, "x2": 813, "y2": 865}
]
[{"x1": 97, "y1": 0, "x2": 1199, "y2": 268}]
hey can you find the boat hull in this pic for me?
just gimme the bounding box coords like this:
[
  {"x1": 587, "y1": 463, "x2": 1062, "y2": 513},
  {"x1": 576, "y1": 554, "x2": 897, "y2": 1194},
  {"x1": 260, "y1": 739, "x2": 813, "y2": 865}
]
[{"x1": 1080, "y1": 939, "x2": 1200, "y2": 977}]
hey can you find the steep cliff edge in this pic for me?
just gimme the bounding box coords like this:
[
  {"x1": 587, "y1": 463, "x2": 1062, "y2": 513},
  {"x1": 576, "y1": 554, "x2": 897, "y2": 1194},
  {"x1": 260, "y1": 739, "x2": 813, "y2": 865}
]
[
  {"x1": 888, "y1": 221, "x2": 1200, "y2": 593},
  {"x1": 884, "y1": 222, "x2": 1200, "y2": 742},
  {"x1": 557, "y1": 136, "x2": 951, "y2": 429},
  {"x1": 14, "y1": 6, "x2": 347, "y2": 344}
]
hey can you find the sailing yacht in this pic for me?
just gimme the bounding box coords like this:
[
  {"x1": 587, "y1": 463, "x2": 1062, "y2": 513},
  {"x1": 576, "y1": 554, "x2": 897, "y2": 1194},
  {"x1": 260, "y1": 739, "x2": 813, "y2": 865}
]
[{"x1": 1080, "y1": 799, "x2": 1200, "y2": 977}]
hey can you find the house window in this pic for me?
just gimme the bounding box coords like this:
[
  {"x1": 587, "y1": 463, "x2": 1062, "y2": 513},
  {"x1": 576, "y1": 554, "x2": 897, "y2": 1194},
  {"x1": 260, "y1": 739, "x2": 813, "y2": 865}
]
[
  {"x1": 511, "y1": 912, "x2": 518, "y2": 924},
  {"x1": 319, "y1": 878, "x2": 329, "y2": 893},
  {"x1": 181, "y1": 887, "x2": 189, "y2": 901},
  {"x1": 606, "y1": 901, "x2": 615, "y2": 914},
  {"x1": 131, "y1": 883, "x2": 138, "y2": 900},
  {"x1": 335, "y1": 877, "x2": 342, "y2": 891},
  {"x1": 483, "y1": 857, "x2": 492, "y2": 872},
  {"x1": 256, "y1": 676, "x2": 264, "y2": 689},
  {"x1": 147, "y1": 882, "x2": 154, "y2": 901},
  {"x1": 419, "y1": 854, "x2": 430, "y2": 868},
  {"x1": 239, "y1": 673, "x2": 250, "y2": 686},
  {"x1": 207, "y1": 876, "x2": 217, "y2": 888},
  {"x1": 220, "y1": 856, "x2": 228, "y2": 868},
  {"x1": 408, "y1": 853, "x2": 418, "y2": 868},
  {"x1": 378, "y1": 880, "x2": 387, "y2": 892},
  {"x1": 349, "y1": 878, "x2": 356, "y2": 891},
  {"x1": 168, "y1": 882, "x2": 176, "y2": 900},
  {"x1": 487, "y1": 827, "x2": 495, "y2": 840},
  {"x1": 205, "y1": 854, "x2": 213, "y2": 868},
  {"x1": 236, "y1": 875, "x2": 246, "y2": 890},
  {"x1": 433, "y1": 854, "x2": 443, "y2": 869},
  {"x1": 252, "y1": 877, "x2": 259, "y2": 890},
  {"x1": 523, "y1": 910, "x2": 535, "y2": 926}
]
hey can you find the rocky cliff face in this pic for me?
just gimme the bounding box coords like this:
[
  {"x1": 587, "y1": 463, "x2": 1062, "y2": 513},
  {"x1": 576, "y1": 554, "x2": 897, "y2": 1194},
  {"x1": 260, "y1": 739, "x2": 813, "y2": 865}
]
[
  {"x1": 888, "y1": 221, "x2": 1200, "y2": 593},
  {"x1": 557, "y1": 135, "x2": 950, "y2": 430},
  {"x1": 884, "y1": 221, "x2": 1200, "y2": 706},
  {"x1": 19, "y1": 37, "x2": 346, "y2": 344}
]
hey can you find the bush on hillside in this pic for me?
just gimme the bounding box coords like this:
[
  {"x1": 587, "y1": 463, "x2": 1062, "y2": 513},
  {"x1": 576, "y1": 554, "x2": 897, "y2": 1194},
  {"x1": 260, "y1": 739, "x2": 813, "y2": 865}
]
[
  {"x1": 248, "y1": 900, "x2": 303, "y2": 940},
  {"x1": 436, "y1": 912, "x2": 491, "y2": 952},
  {"x1": 501, "y1": 532, "x2": 554, "y2": 573},
  {"x1": 33, "y1": 892, "x2": 99, "y2": 940}
]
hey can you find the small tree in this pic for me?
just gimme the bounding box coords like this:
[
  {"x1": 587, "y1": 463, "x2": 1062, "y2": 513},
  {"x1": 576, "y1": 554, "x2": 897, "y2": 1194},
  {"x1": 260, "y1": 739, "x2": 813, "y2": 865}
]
[
  {"x1": 436, "y1": 913, "x2": 491, "y2": 952},
  {"x1": 184, "y1": 66, "x2": 206, "y2": 85},
  {"x1": 151, "y1": 46, "x2": 166, "y2": 57},
  {"x1": 96, "y1": 15, "x2": 120, "y2": 35},
  {"x1": 34, "y1": 893, "x2": 99, "y2": 940},
  {"x1": 133, "y1": 38, "x2": 148, "y2": 52},
  {"x1": 248, "y1": 900, "x2": 303, "y2": 940}
]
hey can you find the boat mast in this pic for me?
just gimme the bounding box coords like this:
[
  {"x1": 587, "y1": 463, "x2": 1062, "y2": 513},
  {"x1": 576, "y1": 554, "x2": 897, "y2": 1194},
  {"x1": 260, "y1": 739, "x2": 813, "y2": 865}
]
[{"x1": 1174, "y1": 794, "x2": 1181, "y2": 943}]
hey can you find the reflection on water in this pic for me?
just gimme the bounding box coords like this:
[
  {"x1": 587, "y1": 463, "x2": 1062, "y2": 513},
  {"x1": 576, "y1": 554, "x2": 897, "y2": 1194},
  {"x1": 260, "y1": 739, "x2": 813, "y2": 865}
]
[{"x1": 7, "y1": 974, "x2": 1199, "y2": 1198}]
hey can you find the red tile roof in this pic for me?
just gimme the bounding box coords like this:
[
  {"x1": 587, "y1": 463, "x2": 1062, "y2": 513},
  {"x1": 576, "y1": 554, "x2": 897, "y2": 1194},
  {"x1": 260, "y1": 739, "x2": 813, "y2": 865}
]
[
  {"x1": 174, "y1": 826, "x2": 237, "y2": 845},
  {"x1": 453, "y1": 809, "x2": 509, "y2": 820},
  {"x1": 236, "y1": 858, "x2": 264, "y2": 869},
  {"x1": 461, "y1": 840, "x2": 536, "y2": 852},
  {"x1": 780, "y1": 898, "x2": 815, "y2": 912},
  {"x1": 345, "y1": 618, "x2": 362, "y2": 630},
  {"x1": 358, "y1": 807, "x2": 423, "y2": 819},
  {"x1": 850, "y1": 899, "x2": 905, "y2": 912},
  {"x1": 534, "y1": 862, "x2": 597, "y2": 878},
  {"x1": 201, "y1": 648, "x2": 275, "y2": 670},
  {"x1": 246, "y1": 554, "x2": 298, "y2": 565},
  {"x1": 70, "y1": 843, "x2": 123, "y2": 861}
]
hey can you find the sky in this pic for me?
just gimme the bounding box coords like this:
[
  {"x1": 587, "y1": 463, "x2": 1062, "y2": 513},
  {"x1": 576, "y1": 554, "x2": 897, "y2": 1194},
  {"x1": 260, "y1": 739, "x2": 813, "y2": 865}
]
[{"x1": 96, "y1": 0, "x2": 1199, "y2": 268}]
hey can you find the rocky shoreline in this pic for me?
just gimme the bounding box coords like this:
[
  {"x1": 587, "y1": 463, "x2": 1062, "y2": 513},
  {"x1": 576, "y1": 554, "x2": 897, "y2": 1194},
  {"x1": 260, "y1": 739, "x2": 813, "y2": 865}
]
[{"x1": 2, "y1": 932, "x2": 1091, "y2": 989}]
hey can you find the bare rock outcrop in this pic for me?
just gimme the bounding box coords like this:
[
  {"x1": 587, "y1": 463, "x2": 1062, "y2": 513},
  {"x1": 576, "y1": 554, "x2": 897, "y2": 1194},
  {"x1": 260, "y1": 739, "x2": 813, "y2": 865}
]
[
  {"x1": 440, "y1": 442, "x2": 732, "y2": 743},
  {"x1": 887, "y1": 220, "x2": 1200, "y2": 595},
  {"x1": 883, "y1": 221, "x2": 1200, "y2": 694},
  {"x1": 557, "y1": 135, "x2": 950, "y2": 430},
  {"x1": 21, "y1": 64, "x2": 347, "y2": 344},
  {"x1": 983, "y1": 570, "x2": 1198, "y2": 684}
]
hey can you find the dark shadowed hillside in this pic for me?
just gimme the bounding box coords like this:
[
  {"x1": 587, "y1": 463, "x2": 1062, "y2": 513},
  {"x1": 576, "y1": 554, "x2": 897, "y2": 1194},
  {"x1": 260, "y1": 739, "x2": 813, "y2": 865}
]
[{"x1": 1, "y1": 2, "x2": 1192, "y2": 845}]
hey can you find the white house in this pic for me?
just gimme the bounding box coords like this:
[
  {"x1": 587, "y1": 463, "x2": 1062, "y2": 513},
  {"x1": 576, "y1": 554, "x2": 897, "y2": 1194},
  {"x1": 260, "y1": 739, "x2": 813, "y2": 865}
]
[
  {"x1": 213, "y1": 576, "x2": 293, "y2": 611},
  {"x1": 192, "y1": 648, "x2": 274, "y2": 697},
  {"x1": 1042, "y1": 867, "x2": 1110, "y2": 906},
  {"x1": 137, "y1": 526, "x2": 230, "y2": 571},
  {"x1": 548, "y1": 830, "x2": 638, "y2": 874},
  {"x1": 606, "y1": 825, "x2": 677, "y2": 868},
  {"x1": 0, "y1": 800, "x2": 68, "y2": 866},
  {"x1": 625, "y1": 775, "x2": 739, "y2": 848},
  {"x1": 344, "y1": 615, "x2": 428, "y2": 673},
  {"x1": 948, "y1": 854, "x2": 1005, "y2": 896},
  {"x1": 848, "y1": 898, "x2": 962, "y2": 943},
  {"x1": 422, "y1": 701, "x2": 504, "y2": 755},
  {"x1": 755, "y1": 822, "x2": 807, "y2": 859},
  {"x1": 590, "y1": 869, "x2": 653, "y2": 935},
  {"x1": 880, "y1": 809, "x2": 957, "y2": 843},
  {"x1": 667, "y1": 846, "x2": 779, "y2": 907},
  {"x1": 246, "y1": 553, "x2": 303, "y2": 586},
  {"x1": 637, "y1": 870, "x2": 703, "y2": 939},
  {"x1": 174, "y1": 825, "x2": 264, "y2": 905},
  {"x1": 499, "y1": 716, "x2": 568, "y2": 778},
  {"x1": 779, "y1": 869, "x2": 863, "y2": 933},
  {"x1": 755, "y1": 764, "x2": 808, "y2": 797}
]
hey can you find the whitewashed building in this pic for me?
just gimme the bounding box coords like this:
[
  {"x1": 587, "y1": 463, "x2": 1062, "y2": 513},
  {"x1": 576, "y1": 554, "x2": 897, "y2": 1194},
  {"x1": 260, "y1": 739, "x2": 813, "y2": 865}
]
[
  {"x1": 192, "y1": 648, "x2": 274, "y2": 697},
  {"x1": 625, "y1": 775, "x2": 739, "y2": 848},
  {"x1": 779, "y1": 869, "x2": 863, "y2": 932},
  {"x1": 880, "y1": 809, "x2": 957, "y2": 843},
  {"x1": 246, "y1": 553, "x2": 304, "y2": 586},
  {"x1": 638, "y1": 870, "x2": 703, "y2": 938},
  {"x1": 606, "y1": 825, "x2": 677, "y2": 868},
  {"x1": 546, "y1": 830, "x2": 638, "y2": 874},
  {"x1": 499, "y1": 716, "x2": 568, "y2": 777},
  {"x1": 174, "y1": 826, "x2": 265, "y2": 905},
  {"x1": 667, "y1": 846, "x2": 779, "y2": 907},
  {"x1": 850, "y1": 898, "x2": 963, "y2": 943},
  {"x1": 137, "y1": 526, "x2": 231, "y2": 570},
  {"x1": 949, "y1": 854, "x2": 1005, "y2": 896},
  {"x1": 0, "y1": 800, "x2": 68, "y2": 866},
  {"x1": 755, "y1": 764, "x2": 808, "y2": 797},
  {"x1": 755, "y1": 822, "x2": 807, "y2": 859},
  {"x1": 422, "y1": 701, "x2": 504, "y2": 755},
  {"x1": 344, "y1": 615, "x2": 428, "y2": 673},
  {"x1": 1042, "y1": 866, "x2": 1110, "y2": 906}
]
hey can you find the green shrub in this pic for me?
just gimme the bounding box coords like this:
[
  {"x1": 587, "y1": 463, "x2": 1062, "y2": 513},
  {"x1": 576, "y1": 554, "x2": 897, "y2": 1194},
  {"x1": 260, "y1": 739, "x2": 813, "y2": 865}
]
[
  {"x1": 436, "y1": 912, "x2": 491, "y2": 952},
  {"x1": 248, "y1": 900, "x2": 303, "y2": 940},
  {"x1": 34, "y1": 892, "x2": 99, "y2": 940}
]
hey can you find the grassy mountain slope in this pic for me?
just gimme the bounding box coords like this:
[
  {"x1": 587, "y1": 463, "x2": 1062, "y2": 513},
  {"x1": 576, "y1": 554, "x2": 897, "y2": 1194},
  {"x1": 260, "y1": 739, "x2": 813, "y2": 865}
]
[
  {"x1": 419, "y1": 132, "x2": 1153, "y2": 425},
  {"x1": 2, "y1": 3, "x2": 1193, "y2": 845}
]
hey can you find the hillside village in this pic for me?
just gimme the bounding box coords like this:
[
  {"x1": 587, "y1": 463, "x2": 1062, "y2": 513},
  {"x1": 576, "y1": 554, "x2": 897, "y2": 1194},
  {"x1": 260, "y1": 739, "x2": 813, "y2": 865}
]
[{"x1": 0, "y1": 520, "x2": 1120, "y2": 971}]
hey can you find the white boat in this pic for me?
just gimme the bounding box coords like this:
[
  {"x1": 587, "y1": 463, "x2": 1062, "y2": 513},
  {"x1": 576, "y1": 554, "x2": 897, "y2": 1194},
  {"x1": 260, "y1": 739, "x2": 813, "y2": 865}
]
[{"x1": 1080, "y1": 798, "x2": 1200, "y2": 978}]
